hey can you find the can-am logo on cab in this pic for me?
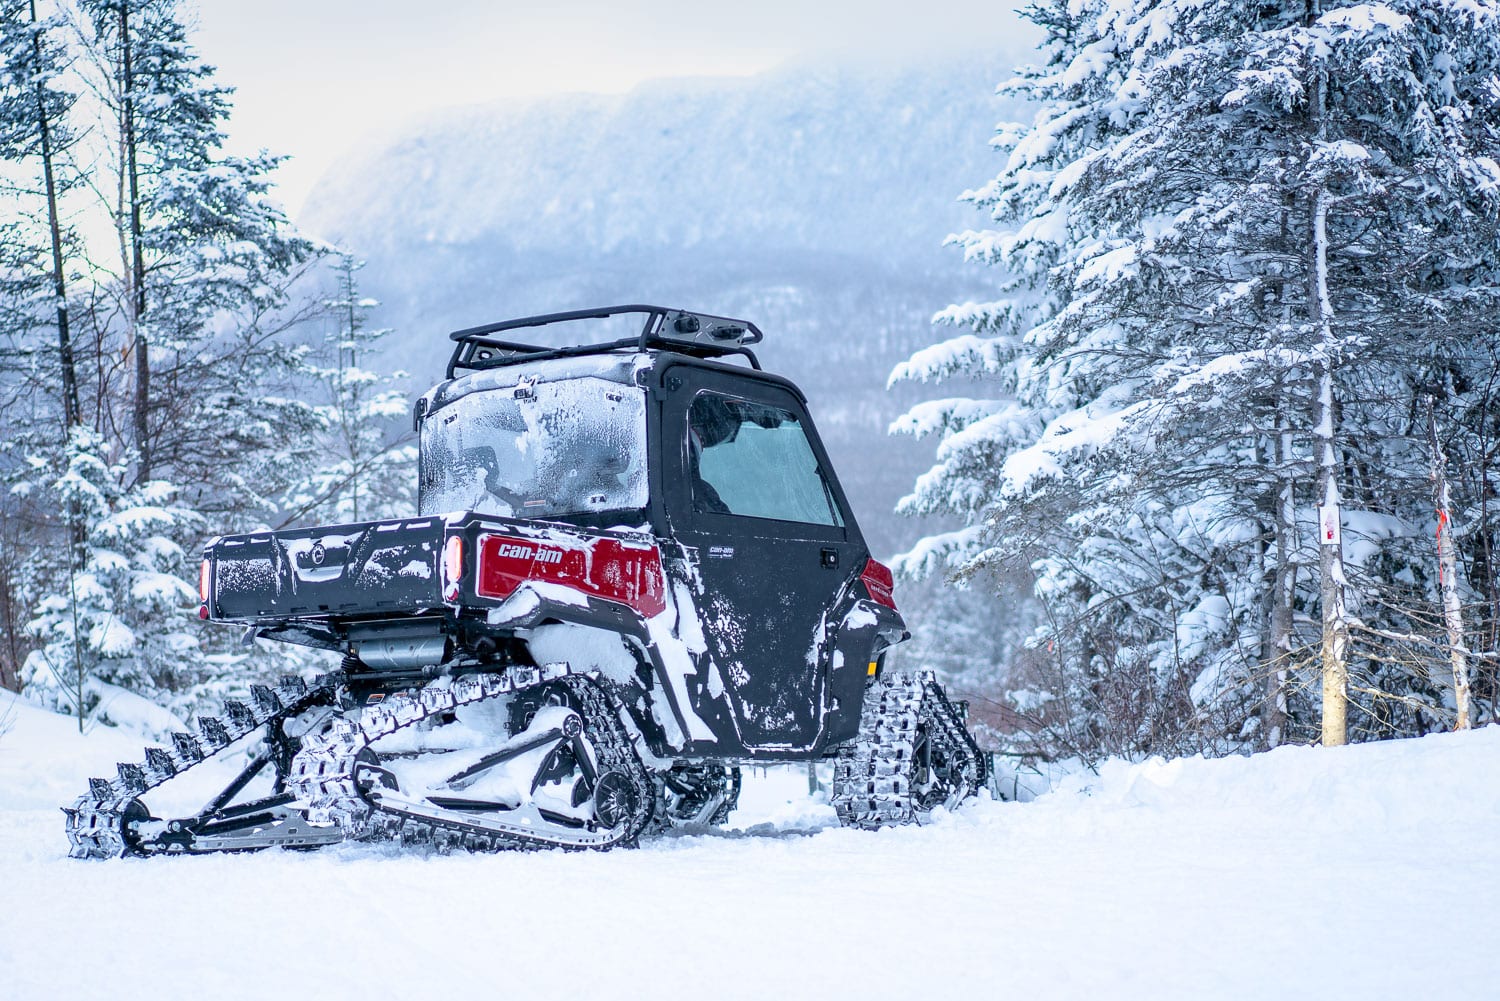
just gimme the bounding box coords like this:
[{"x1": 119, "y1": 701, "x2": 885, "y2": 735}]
[{"x1": 495, "y1": 541, "x2": 563, "y2": 565}]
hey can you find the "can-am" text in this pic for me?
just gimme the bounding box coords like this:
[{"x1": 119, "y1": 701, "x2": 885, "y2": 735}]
[{"x1": 494, "y1": 542, "x2": 564, "y2": 564}]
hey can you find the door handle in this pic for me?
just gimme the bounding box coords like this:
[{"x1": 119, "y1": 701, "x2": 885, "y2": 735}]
[{"x1": 820, "y1": 548, "x2": 839, "y2": 569}]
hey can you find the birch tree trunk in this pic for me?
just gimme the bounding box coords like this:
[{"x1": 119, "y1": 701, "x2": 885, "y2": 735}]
[
  {"x1": 1315, "y1": 354, "x2": 1349, "y2": 747},
  {"x1": 1307, "y1": 39, "x2": 1350, "y2": 746},
  {"x1": 1310, "y1": 190, "x2": 1349, "y2": 746},
  {"x1": 1427, "y1": 400, "x2": 1472, "y2": 730}
]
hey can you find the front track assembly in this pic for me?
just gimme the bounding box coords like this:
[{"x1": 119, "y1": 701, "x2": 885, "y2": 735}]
[{"x1": 829, "y1": 671, "x2": 988, "y2": 829}]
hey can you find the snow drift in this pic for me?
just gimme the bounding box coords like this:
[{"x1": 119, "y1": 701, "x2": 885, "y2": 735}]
[{"x1": 3, "y1": 691, "x2": 1495, "y2": 1000}]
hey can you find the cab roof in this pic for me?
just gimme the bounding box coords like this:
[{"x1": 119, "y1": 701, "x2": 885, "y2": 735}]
[
  {"x1": 423, "y1": 305, "x2": 799, "y2": 423},
  {"x1": 445, "y1": 304, "x2": 764, "y2": 380}
]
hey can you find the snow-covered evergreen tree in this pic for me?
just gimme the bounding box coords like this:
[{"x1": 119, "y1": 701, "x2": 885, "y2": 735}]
[
  {"x1": 19, "y1": 427, "x2": 203, "y2": 732},
  {"x1": 896, "y1": 0, "x2": 1500, "y2": 761},
  {"x1": 0, "y1": 0, "x2": 82, "y2": 425},
  {"x1": 67, "y1": 0, "x2": 324, "y2": 510},
  {"x1": 282, "y1": 253, "x2": 415, "y2": 526},
  {"x1": 0, "y1": 0, "x2": 90, "y2": 695}
]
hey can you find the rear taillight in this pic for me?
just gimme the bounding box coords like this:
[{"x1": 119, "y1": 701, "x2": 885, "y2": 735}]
[
  {"x1": 860, "y1": 558, "x2": 897, "y2": 611},
  {"x1": 198, "y1": 559, "x2": 211, "y2": 618},
  {"x1": 443, "y1": 535, "x2": 464, "y2": 601}
]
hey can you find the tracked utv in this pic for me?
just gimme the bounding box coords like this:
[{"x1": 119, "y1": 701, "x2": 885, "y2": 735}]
[{"x1": 65, "y1": 305, "x2": 988, "y2": 857}]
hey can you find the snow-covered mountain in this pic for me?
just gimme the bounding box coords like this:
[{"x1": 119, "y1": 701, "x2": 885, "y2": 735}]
[{"x1": 298, "y1": 53, "x2": 1029, "y2": 555}]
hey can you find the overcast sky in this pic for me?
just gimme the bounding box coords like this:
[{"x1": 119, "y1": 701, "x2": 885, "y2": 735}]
[{"x1": 192, "y1": 0, "x2": 1035, "y2": 215}]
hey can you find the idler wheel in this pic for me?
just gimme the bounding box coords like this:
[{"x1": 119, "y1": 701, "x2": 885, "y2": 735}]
[
  {"x1": 118, "y1": 798, "x2": 158, "y2": 854},
  {"x1": 591, "y1": 770, "x2": 638, "y2": 829}
]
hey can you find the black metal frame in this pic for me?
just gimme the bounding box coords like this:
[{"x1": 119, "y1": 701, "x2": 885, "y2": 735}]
[{"x1": 445, "y1": 304, "x2": 765, "y2": 379}]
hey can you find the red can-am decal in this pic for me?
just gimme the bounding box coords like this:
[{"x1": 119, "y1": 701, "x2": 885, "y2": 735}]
[
  {"x1": 476, "y1": 533, "x2": 667, "y2": 617},
  {"x1": 860, "y1": 558, "x2": 898, "y2": 612}
]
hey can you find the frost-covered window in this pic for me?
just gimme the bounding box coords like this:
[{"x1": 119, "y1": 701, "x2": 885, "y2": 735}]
[
  {"x1": 420, "y1": 378, "x2": 648, "y2": 519},
  {"x1": 689, "y1": 393, "x2": 843, "y2": 527}
]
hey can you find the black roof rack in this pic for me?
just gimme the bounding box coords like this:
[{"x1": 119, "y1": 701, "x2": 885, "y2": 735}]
[{"x1": 445, "y1": 304, "x2": 764, "y2": 380}]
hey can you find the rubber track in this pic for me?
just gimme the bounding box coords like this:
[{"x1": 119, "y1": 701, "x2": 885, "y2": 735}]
[
  {"x1": 829, "y1": 671, "x2": 986, "y2": 829},
  {"x1": 919, "y1": 674, "x2": 990, "y2": 796},
  {"x1": 289, "y1": 669, "x2": 658, "y2": 851},
  {"x1": 63, "y1": 675, "x2": 336, "y2": 859}
]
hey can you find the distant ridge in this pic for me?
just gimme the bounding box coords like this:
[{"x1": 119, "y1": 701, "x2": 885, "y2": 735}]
[{"x1": 303, "y1": 54, "x2": 1021, "y2": 264}]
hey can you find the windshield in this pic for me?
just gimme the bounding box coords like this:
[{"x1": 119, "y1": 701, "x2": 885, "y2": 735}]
[{"x1": 419, "y1": 377, "x2": 648, "y2": 520}]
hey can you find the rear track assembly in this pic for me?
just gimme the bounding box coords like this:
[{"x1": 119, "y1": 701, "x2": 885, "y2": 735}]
[
  {"x1": 64, "y1": 675, "x2": 337, "y2": 858},
  {"x1": 64, "y1": 669, "x2": 658, "y2": 857},
  {"x1": 292, "y1": 669, "x2": 657, "y2": 851}
]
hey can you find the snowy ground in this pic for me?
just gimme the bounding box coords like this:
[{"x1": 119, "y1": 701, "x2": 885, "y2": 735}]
[{"x1": 3, "y1": 690, "x2": 1497, "y2": 1001}]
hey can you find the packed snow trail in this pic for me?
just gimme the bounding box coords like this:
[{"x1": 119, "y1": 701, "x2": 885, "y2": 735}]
[{"x1": 3, "y1": 692, "x2": 1497, "y2": 1001}]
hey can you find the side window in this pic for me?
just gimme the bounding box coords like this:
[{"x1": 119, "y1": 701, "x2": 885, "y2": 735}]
[{"x1": 688, "y1": 392, "x2": 844, "y2": 528}]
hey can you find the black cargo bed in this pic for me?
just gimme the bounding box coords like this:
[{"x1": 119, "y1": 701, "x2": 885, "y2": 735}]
[{"x1": 208, "y1": 517, "x2": 446, "y2": 622}]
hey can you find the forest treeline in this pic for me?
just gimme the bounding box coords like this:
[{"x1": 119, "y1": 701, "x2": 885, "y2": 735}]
[{"x1": 896, "y1": 0, "x2": 1500, "y2": 765}]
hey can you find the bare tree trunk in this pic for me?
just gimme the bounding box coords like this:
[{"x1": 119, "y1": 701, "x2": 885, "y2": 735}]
[
  {"x1": 1265, "y1": 411, "x2": 1295, "y2": 748},
  {"x1": 119, "y1": 2, "x2": 150, "y2": 482},
  {"x1": 1261, "y1": 196, "x2": 1298, "y2": 751},
  {"x1": 26, "y1": 0, "x2": 90, "y2": 619},
  {"x1": 1427, "y1": 399, "x2": 1472, "y2": 730},
  {"x1": 29, "y1": 0, "x2": 79, "y2": 430}
]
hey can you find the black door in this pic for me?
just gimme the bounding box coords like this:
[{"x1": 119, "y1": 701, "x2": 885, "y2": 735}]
[{"x1": 660, "y1": 363, "x2": 866, "y2": 753}]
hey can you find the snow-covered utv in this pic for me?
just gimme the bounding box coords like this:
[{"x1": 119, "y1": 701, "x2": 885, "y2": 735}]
[{"x1": 65, "y1": 305, "x2": 987, "y2": 857}]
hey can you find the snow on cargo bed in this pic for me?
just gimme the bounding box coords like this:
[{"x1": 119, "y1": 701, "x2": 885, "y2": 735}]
[{"x1": 3, "y1": 691, "x2": 1498, "y2": 1001}]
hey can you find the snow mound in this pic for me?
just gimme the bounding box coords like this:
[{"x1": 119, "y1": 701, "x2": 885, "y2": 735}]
[
  {"x1": 0, "y1": 692, "x2": 172, "y2": 812},
  {"x1": 1056, "y1": 728, "x2": 1493, "y2": 826}
]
